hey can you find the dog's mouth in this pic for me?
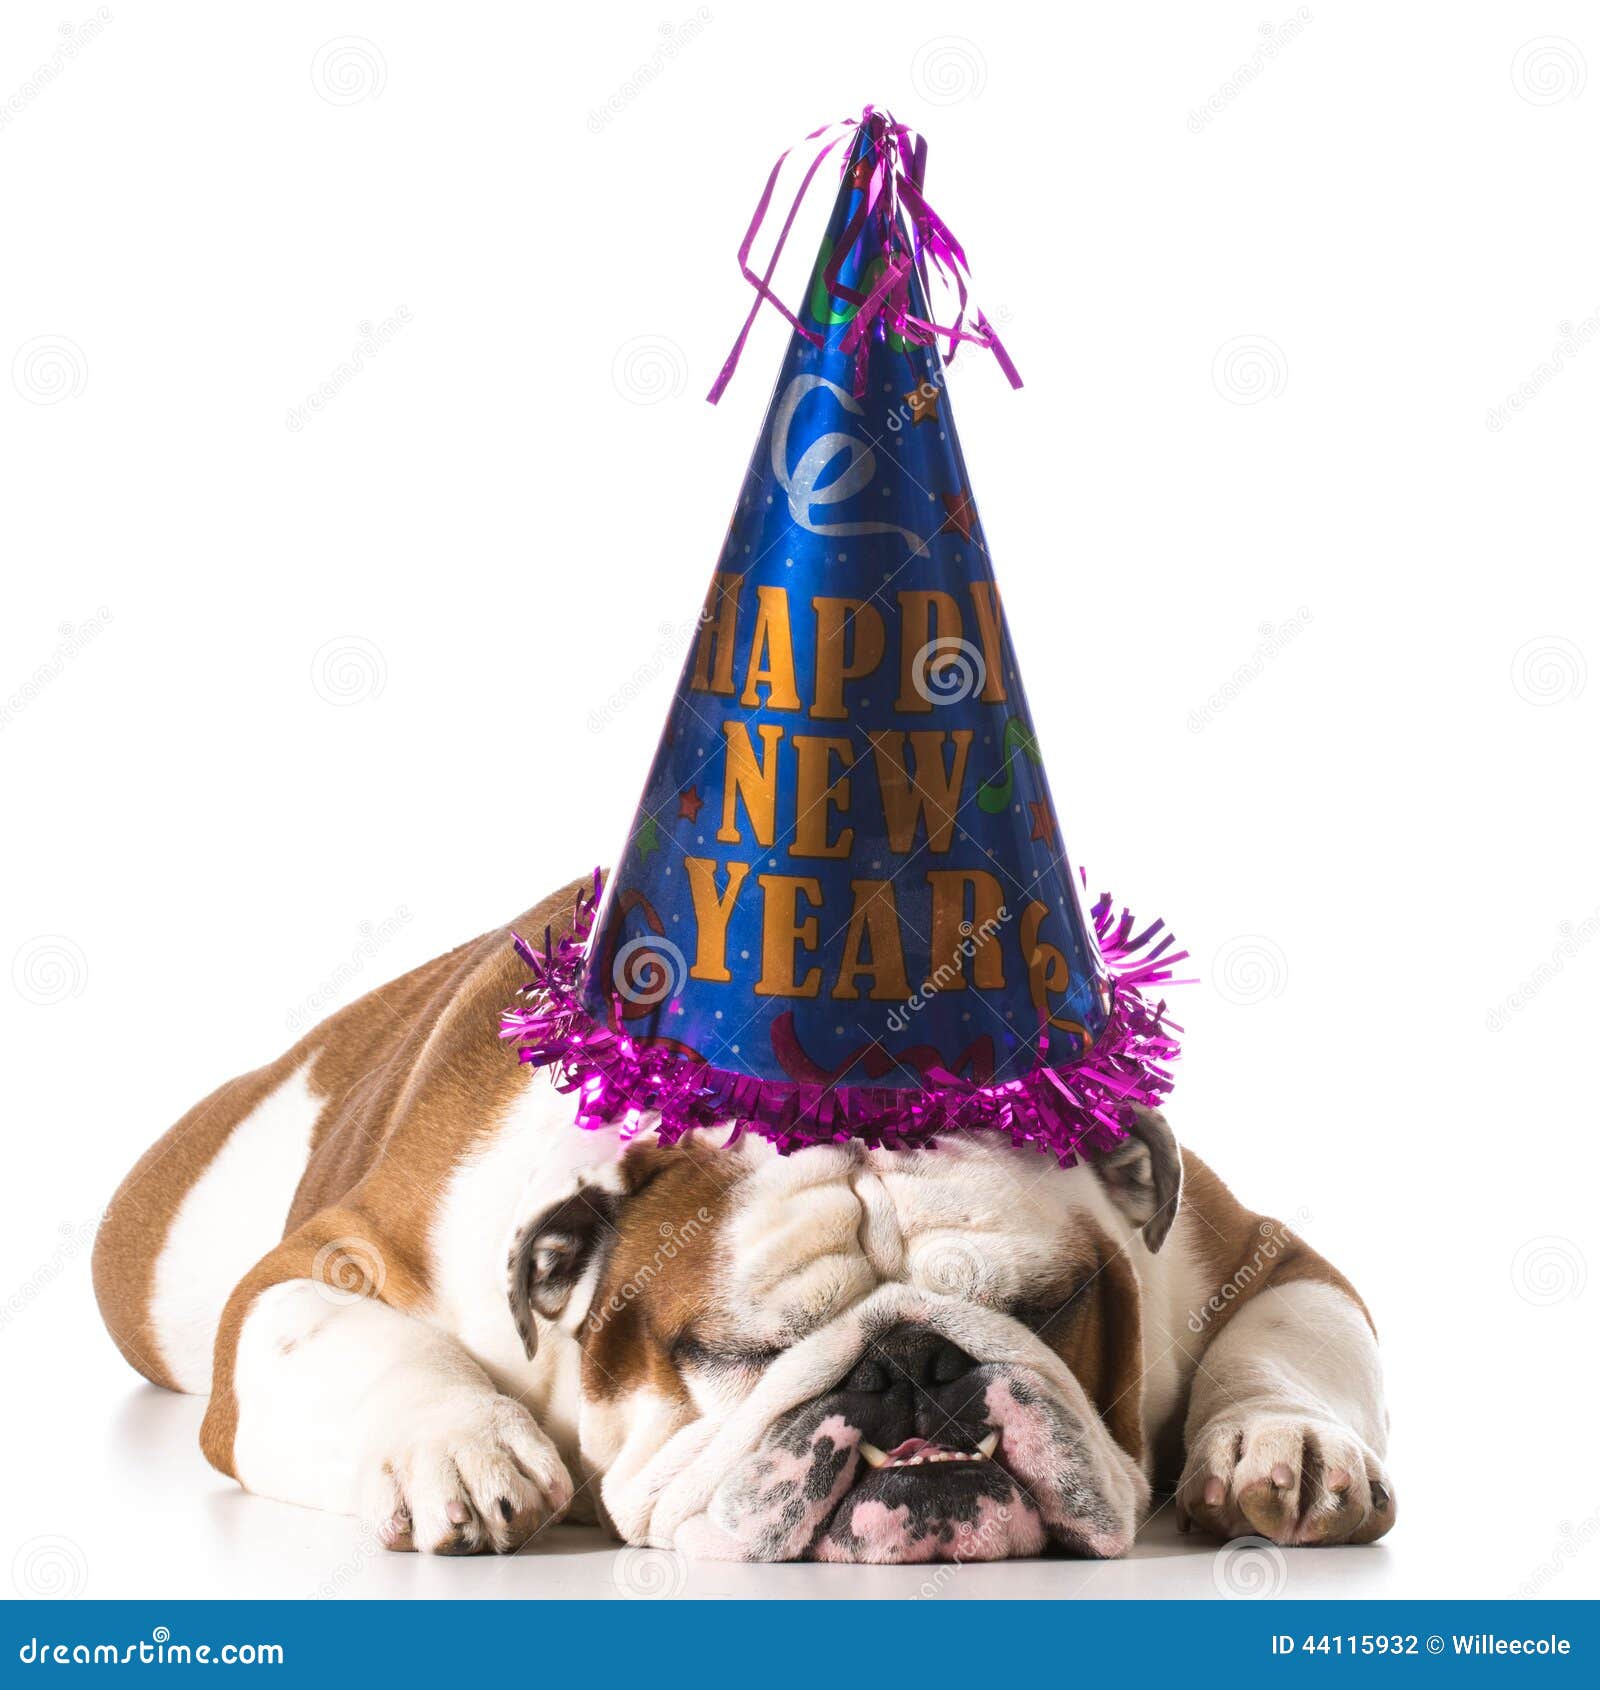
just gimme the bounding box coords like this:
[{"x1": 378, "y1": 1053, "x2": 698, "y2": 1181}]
[
  {"x1": 812, "y1": 1422, "x2": 1047, "y2": 1564},
  {"x1": 857, "y1": 1431, "x2": 1000, "y2": 1470},
  {"x1": 665, "y1": 1363, "x2": 1142, "y2": 1566}
]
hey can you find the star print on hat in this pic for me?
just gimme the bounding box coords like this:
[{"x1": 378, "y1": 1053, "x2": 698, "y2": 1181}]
[{"x1": 504, "y1": 109, "x2": 1184, "y2": 1163}]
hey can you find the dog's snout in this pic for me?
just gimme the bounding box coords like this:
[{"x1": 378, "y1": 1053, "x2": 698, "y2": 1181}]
[{"x1": 843, "y1": 1324, "x2": 976, "y2": 1393}]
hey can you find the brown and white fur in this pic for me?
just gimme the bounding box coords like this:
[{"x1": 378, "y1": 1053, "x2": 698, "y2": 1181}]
[{"x1": 93, "y1": 876, "x2": 1394, "y2": 1563}]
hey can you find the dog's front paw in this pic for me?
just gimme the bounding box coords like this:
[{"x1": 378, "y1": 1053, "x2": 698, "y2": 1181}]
[
  {"x1": 359, "y1": 1392, "x2": 574, "y2": 1555},
  {"x1": 1177, "y1": 1407, "x2": 1395, "y2": 1547}
]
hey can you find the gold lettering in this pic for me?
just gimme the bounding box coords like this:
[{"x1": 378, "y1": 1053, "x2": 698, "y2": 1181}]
[
  {"x1": 833, "y1": 879, "x2": 911, "y2": 1001},
  {"x1": 926, "y1": 869, "x2": 1007, "y2": 990},
  {"x1": 792, "y1": 735, "x2": 855, "y2": 859},
  {"x1": 895, "y1": 589, "x2": 962, "y2": 712},
  {"x1": 683, "y1": 858, "x2": 750, "y2": 981},
  {"x1": 870, "y1": 730, "x2": 973, "y2": 853},
  {"x1": 755, "y1": 874, "x2": 823, "y2": 997},
  {"x1": 739, "y1": 586, "x2": 801, "y2": 711},
  {"x1": 967, "y1": 581, "x2": 1008, "y2": 704},
  {"x1": 690, "y1": 572, "x2": 743, "y2": 696},
  {"x1": 1021, "y1": 899, "x2": 1090, "y2": 1039},
  {"x1": 718, "y1": 723, "x2": 783, "y2": 846},
  {"x1": 812, "y1": 597, "x2": 886, "y2": 720}
]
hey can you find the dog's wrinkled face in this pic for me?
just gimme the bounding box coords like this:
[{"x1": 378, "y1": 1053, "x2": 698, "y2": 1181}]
[{"x1": 510, "y1": 1123, "x2": 1178, "y2": 1564}]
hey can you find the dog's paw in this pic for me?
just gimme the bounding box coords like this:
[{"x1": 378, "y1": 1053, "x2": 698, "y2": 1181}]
[
  {"x1": 1176, "y1": 1407, "x2": 1395, "y2": 1547},
  {"x1": 359, "y1": 1391, "x2": 574, "y2": 1555}
]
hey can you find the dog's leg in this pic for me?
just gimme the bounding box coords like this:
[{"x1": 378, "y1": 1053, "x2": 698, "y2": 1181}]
[
  {"x1": 1176, "y1": 1277, "x2": 1395, "y2": 1546},
  {"x1": 200, "y1": 1217, "x2": 573, "y2": 1555}
]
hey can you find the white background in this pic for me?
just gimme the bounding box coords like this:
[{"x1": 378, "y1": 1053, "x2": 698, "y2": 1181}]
[{"x1": 2, "y1": 0, "x2": 1596, "y2": 1602}]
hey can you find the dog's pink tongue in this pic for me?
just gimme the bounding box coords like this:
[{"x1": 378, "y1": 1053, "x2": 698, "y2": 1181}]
[{"x1": 882, "y1": 1438, "x2": 934, "y2": 1461}]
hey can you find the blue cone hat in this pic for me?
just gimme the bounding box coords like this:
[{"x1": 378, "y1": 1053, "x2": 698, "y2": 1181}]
[{"x1": 506, "y1": 112, "x2": 1181, "y2": 1160}]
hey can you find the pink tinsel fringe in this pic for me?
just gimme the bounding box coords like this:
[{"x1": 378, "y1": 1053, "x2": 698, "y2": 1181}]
[{"x1": 500, "y1": 870, "x2": 1185, "y2": 1166}]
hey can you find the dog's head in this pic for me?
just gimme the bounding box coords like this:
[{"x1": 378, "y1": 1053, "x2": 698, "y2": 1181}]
[{"x1": 508, "y1": 1111, "x2": 1181, "y2": 1564}]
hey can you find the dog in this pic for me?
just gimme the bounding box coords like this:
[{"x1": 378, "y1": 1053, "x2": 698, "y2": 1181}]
[{"x1": 93, "y1": 875, "x2": 1395, "y2": 1563}]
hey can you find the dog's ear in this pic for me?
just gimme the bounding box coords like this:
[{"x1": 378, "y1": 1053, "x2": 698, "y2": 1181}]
[
  {"x1": 1050, "y1": 1240, "x2": 1148, "y2": 1464},
  {"x1": 507, "y1": 1184, "x2": 620, "y2": 1357},
  {"x1": 1090, "y1": 1108, "x2": 1182, "y2": 1253},
  {"x1": 506, "y1": 1144, "x2": 674, "y2": 1359}
]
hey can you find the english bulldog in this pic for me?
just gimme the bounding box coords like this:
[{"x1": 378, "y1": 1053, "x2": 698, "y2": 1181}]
[{"x1": 93, "y1": 876, "x2": 1395, "y2": 1563}]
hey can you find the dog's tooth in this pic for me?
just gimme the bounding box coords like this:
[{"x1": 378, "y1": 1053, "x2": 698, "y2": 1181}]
[
  {"x1": 859, "y1": 1441, "x2": 887, "y2": 1469},
  {"x1": 977, "y1": 1430, "x2": 1000, "y2": 1459}
]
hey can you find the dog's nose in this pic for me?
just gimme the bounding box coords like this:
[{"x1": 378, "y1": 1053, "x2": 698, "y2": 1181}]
[{"x1": 842, "y1": 1324, "x2": 976, "y2": 1393}]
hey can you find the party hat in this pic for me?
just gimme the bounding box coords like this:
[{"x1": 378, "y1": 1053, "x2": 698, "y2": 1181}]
[{"x1": 505, "y1": 110, "x2": 1183, "y2": 1161}]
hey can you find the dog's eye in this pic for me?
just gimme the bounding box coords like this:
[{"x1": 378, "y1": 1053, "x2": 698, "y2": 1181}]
[
  {"x1": 670, "y1": 1331, "x2": 782, "y2": 1374},
  {"x1": 1013, "y1": 1275, "x2": 1094, "y2": 1339}
]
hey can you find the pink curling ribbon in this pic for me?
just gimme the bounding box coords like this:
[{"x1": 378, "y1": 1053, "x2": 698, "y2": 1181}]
[{"x1": 707, "y1": 105, "x2": 1022, "y2": 403}]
